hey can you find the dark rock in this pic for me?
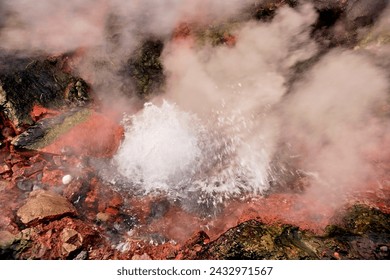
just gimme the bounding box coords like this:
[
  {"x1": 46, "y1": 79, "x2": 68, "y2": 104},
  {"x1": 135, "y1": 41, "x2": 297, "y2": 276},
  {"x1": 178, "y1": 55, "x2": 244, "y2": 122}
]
[
  {"x1": 148, "y1": 199, "x2": 170, "y2": 221},
  {"x1": 345, "y1": 0, "x2": 389, "y2": 29},
  {"x1": 74, "y1": 250, "x2": 88, "y2": 260},
  {"x1": 121, "y1": 39, "x2": 165, "y2": 98},
  {"x1": 193, "y1": 205, "x2": 390, "y2": 260},
  {"x1": 16, "y1": 190, "x2": 77, "y2": 225},
  {"x1": 306, "y1": 0, "x2": 389, "y2": 47},
  {"x1": 251, "y1": 0, "x2": 295, "y2": 22},
  {"x1": 0, "y1": 53, "x2": 89, "y2": 127},
  {"x1": 16, "y1": 179, "x2": 34, "y2": 192},
  {"x1": 339, "y1": 204, "x2": 390, "y2": 235},
  {"x1": 196, "y1": 220, "x2": 320, "y2": 259}
]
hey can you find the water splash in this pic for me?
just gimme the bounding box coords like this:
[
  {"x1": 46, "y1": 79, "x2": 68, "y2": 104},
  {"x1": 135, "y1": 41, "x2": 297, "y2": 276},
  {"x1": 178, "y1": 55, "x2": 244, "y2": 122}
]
[{"x1": 113, "y1": 100, "x2": 272, "y2": 204}]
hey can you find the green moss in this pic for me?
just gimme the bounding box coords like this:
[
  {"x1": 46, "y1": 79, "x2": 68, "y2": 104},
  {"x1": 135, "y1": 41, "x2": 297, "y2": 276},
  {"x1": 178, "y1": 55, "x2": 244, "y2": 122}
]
[{"x1": 124, "y1": 40, "x2": 165, "y2": 98}]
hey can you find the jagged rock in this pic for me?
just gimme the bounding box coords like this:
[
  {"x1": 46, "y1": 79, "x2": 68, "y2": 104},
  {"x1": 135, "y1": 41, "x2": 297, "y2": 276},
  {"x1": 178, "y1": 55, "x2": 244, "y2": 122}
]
[
  {"x1": 17, "y1": 190, "x2": 77, "y2": 225},
  {"x1": 121, "y1": 39, "x2": 165, "y2": 98},
  {"x1": 74, "y1": 250, "x2": 88, "y2": 260},
  {"x1": 195, "y1": 220, "x2": 319, "y2": 259},
  {"x1": 60, "y1": 228, "x2": 83, "y2": 256},
  {"x1": 192, "y1": 205, "x2": 390, "y2": 260},
  {"x1": 0, "y1": 54, "x2": 89, "y2": 128}
]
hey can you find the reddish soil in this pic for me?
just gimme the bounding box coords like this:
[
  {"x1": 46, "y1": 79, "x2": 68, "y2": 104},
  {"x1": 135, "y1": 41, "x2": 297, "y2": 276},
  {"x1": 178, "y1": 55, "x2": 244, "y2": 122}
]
[{"x1": 41, "y1": 111, "x2": 124, "y2": 158}]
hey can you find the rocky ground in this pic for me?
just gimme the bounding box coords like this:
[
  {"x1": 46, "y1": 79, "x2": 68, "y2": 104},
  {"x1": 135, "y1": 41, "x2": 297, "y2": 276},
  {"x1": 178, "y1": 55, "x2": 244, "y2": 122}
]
[{"x1": 1, "y1": 0, "x2": 390, "y2": 260}]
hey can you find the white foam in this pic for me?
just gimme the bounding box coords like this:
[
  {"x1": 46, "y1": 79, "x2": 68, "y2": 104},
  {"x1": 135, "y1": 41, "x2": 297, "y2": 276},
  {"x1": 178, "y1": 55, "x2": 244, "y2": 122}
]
[
  {"x1": 113, "y1": 100, "x2": 271, "y2": 199},
  {"x1": 114, "y1": 101, "x2": 203, "y2": 192}
]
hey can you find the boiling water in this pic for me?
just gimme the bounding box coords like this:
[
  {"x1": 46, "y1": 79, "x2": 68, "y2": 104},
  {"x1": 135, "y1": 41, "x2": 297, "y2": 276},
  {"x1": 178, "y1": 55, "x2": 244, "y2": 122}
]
[{"x1": 113, "y1": 100, "x2": 272, "y2": 204}]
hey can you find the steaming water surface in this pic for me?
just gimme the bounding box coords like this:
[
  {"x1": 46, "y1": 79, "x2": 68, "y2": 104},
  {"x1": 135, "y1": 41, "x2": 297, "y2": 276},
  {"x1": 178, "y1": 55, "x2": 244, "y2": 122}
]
[{"x1": 113, "y1": 101, "x2": 271, "y2": 200}]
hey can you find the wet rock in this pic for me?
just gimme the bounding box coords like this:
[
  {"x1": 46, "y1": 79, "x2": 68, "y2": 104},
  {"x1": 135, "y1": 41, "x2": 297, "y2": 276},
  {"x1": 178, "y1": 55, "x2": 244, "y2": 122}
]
[
  {"x1": 196, "y1": 220, "x2": 319, "y2": 260},
  {"x1": 195, "y1": 205, "x2": 390, "y2": 260},
  {"x1": 0, "y1": 54, "x2": 89, "y2": 128},
  {"x1": 148, "y1": 199, "x2": 170, "y2": 221},
  {"x1": 16, "y1": 179, "x2": 34, "y2": 192},
  {"x1": 74, "y1": 250, "x2": 88, "y2": 260},
  {"x1": 16, "y1": 190, "x2": 77, "y2": 225},
  {"x1": 60, "y1": 228, "x2": 83, "y2": 256}
]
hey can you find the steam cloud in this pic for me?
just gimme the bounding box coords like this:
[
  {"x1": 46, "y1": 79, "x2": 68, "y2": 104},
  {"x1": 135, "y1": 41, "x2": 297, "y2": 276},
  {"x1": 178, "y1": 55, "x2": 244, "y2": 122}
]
[{"x1": 1, "y1": 1, "x2": 389, "y2": 213}]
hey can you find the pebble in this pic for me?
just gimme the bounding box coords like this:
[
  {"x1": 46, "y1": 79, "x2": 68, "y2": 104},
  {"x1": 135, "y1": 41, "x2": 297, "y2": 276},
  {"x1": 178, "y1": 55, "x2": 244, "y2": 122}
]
[
  {"x1": 62, "y1": 174, "x2": 73, "y2": 185},
  {"x1": 16, "y1": 180, "x2": 34, "y2": 192},
  {"x1": 380, "y1": 246, "x2": 388, "y2": 252}
]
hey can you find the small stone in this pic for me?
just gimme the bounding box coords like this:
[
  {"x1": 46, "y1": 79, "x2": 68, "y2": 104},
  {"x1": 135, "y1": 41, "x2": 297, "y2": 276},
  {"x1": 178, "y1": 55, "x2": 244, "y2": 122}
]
[
  {"x1": 16, "y1": 190, "x2": 77, "y2": 225},
  {"x1": 0, "y1": 164, "x2": 11, "y2": 175},
  {"x1": 380, "y1": 246, "x2": 388, "y2": 252},
  {"x1": 96, "y1": 212, "x2": 110, "y2": 222},
  {"x1": 61, "y1": 228, "x2": 83, "y2": 256},
  {"x1": 194, "y1": 245, "x2": 202, "y2": 252},
  {"x1": 0, "y1": 231, "x2": 16, "y2": 250},
  {"x1": 16, "y1": 179, "x2": 34, "y2": 192},
  {"x1": 62, "y1": 174, "x2": 73, "y2": 185}
]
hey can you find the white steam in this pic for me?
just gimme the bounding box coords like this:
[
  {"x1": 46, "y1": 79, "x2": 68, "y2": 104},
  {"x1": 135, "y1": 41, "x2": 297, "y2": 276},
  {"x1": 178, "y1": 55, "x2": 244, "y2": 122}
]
[
  {"x1": 0, "y1": 0, "x2": 107, "y2": 53},
  {"x1": 113, "y1": 4, "x2": 319, "y2": 199},
  {"x1": 284, "y1": 49, "x2": 389, "y2": 208}
]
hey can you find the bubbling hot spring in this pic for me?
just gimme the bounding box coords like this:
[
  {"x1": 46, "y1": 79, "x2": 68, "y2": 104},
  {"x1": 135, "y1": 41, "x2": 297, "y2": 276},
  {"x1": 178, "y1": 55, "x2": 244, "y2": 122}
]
[{"x1": 113, "y1": 100, "x2": 272, "y2": 210}]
